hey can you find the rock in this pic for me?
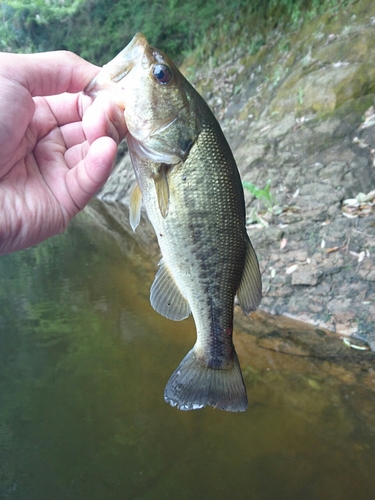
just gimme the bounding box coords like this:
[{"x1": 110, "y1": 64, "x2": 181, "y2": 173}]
[
  {"x1": 236, "y1": 143, "x2": 266, "y2": 173},
  {"x1": 291, "y1": 266, "x2": 320, "y2": 286},
  {"x1": 328, "y1": 298, "x2": 353, "y2": 314},
  {"x1": 96, "y1": 154, "x2": 135, "y2": 203},
  {"x1": 269, "y1": 63, "x2": 375, "y2": 116},
  {"x1": 358, "y1": 263, "x2": 375, "y2": 282}
]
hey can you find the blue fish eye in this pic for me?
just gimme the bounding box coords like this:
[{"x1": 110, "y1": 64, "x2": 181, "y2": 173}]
[{"x1": 152, "y1": 64, "x2": 172, "y2": 84}]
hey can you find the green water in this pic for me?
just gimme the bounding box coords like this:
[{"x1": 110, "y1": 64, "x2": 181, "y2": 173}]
[{"x1": 0, "y1": 210, "x2": 374, "y2": 500}]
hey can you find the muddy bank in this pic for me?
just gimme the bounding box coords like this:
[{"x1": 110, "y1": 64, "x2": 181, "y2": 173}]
[{"x1": 87, "y1": 0, "x2": 375, "y2": 348}]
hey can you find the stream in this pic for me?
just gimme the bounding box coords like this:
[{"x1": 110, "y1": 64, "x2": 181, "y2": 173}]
[{"x1": 0, "y1": 208, "x2": 374, "y2": 500}]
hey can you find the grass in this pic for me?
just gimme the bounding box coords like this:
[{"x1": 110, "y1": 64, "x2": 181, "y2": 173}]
[{"x1": 243, "y1": 180, "x2": 283, "y2": 226}]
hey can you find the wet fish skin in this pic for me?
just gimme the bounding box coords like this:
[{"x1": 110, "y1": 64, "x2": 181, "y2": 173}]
[{"x1": 85, "y1": 33, "x2": 262, "y2": 412}]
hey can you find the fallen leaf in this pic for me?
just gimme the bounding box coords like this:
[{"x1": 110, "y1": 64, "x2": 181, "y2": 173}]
[
  {"x1": 341, "y1": 337, "x2": 369, "y2": 350},
  {"x1": 342, "y1": 211, "x2": 358, "y2": 219},
  {"x1": 349, "y1": 251, "x2": 359, "y2": 257},
  {"x1": 292, "y1": 188, "x2": 300, "y2": 198},
  {"x1": 286, "y1": 264, "x2": 298, "y2": 275},
  {"x1": 352, "y1": 137, "x2": 369, "y2": 148},
  {"x1": 325, "y1": 246, "x2": 341, "y2": 253},
  {"x1": 280, "y1": 237, "x2": 287, "y2": 249},
  {"x1": 343, "y1": 198, "x2": 360, "y2": 206}
]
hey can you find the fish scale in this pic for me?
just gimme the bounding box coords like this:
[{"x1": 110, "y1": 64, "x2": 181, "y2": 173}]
[{"x1": 85, "y1": 33, "x2": 262, "y2": 411}]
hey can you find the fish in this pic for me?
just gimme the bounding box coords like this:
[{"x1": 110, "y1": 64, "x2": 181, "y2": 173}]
[{"x1": 85, "y1": 33, "x2": 262, "y2": 412}]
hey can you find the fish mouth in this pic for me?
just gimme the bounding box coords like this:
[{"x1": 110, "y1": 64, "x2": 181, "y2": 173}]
[
  {"x1": 84, "y1": 33, "x2": 148, "y2": 95},
  {"x1": 84, "y1": 33, "x2": 189, "y2": 162}
]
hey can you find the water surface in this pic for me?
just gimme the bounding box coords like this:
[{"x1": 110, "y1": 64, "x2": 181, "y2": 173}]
[{"x1": 0, "y1": 210, "x2": 374, "y2": 500}]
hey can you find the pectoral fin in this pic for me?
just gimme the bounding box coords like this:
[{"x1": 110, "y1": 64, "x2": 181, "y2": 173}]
[
  {"x1": 236, "y1": 237, "x2": 262, "y2": 315},
  {"x1": 150, "y1": 259, "x2": 190, "y2": 321},
  {"x1": 153, "y1": 164, "x2": 170, "y2": 218},
  {"x1": 129, "y1": 183, "x2": 143, "y2": 231}
]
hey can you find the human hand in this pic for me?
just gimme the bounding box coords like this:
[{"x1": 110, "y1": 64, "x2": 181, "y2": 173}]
[{"x1": 0, "y1": 50, "x2": 127, "y2": 255}]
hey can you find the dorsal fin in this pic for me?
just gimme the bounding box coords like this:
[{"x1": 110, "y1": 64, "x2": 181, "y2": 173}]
[
  {"x1": 236, "y1": 237, "x2": 262, "y2": 315},
  {"x1": 150, "y1": 259, "x2": 191, "y2": 321}
]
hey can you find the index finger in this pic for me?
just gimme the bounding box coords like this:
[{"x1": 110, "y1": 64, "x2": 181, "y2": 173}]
[
  {"x1": 0, "y1": 50, "x2": 99, "y2": 97},
  {"x1": 34, "y1": 92, "x2": 94, "y2": 129}
]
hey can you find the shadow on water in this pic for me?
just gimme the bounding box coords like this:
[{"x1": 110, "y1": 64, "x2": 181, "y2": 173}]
[{"x1": 0, "y1": 207, "x2": 375, "y2": 500}]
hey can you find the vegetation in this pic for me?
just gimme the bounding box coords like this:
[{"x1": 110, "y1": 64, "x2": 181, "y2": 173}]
[
  {"x1": 243, "y1": 180, "x2": 276, "y2": 213},
  {"x1": 243, "y1": 180, "x2": 282, "y2": 226},
  {"x1": 0, "y1": 0, "x2": 352, "y2": 64}
]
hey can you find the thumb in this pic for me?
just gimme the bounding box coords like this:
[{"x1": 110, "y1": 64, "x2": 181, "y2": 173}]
[{"x1": 66, "y1": 136, "x2": 117, "y2": 212}]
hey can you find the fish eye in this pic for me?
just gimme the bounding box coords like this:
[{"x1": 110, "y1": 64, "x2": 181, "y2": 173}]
[{"x1": 152, "y1": 64, "x2": 172, "y2": 84}]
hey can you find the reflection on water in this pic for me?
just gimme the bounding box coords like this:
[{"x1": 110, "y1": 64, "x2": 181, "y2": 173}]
[{"x1": 0, "y1": 209, "x2": 375, "y2": 500}]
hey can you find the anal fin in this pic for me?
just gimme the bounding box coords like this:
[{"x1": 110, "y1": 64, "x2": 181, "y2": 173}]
[
  {"x1": 236, "y1": 237, "x2": 262, "y2": 315},
  {"x1": 150, "y1": 259, "x2": 190, "y2": 321}
]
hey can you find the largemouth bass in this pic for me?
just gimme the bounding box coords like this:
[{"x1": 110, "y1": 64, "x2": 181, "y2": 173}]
[{"x1": 85, "y1": 33, "x2": 262, "y2": 411}]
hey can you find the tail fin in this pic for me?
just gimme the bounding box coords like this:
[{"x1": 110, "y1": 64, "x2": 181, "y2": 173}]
[{"x1": 164, "y1": 348, "x2": 248, "y2": 412}]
